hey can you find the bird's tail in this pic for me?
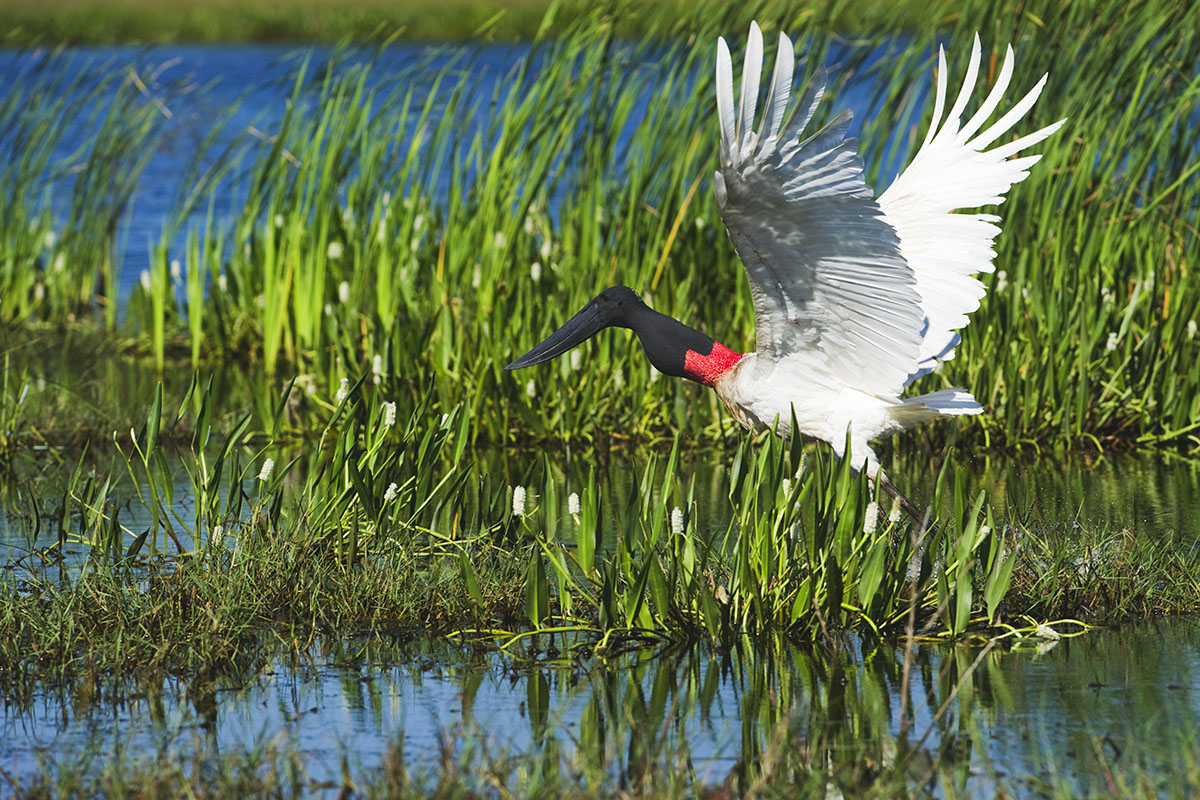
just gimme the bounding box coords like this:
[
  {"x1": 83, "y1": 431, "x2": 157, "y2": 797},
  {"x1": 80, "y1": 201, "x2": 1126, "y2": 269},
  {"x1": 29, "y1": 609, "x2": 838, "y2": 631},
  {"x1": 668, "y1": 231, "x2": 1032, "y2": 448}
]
[{"x1": 890, "y1": 388, "x2": 983, "y2": 429}]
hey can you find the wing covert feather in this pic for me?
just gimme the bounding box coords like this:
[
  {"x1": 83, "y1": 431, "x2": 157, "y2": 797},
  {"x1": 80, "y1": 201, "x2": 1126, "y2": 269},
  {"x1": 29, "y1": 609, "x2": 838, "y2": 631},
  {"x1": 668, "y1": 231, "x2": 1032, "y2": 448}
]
[{"x1": 715, "y1": 22, "x2": 924, "y2": 398}]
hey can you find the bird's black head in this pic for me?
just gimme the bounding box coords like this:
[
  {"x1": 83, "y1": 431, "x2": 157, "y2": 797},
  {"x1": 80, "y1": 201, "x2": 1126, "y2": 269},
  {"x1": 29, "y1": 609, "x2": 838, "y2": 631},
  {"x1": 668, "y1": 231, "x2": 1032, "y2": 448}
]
[
  {"x1": 505, "y1": 284, "x2": 738, "y2": 384},
  {"x1": 587, "y1": 285, "x2": 644, "y2": 326},
  {"x1": 504, "y1": 286, "x2": 646, "y2": 371}
]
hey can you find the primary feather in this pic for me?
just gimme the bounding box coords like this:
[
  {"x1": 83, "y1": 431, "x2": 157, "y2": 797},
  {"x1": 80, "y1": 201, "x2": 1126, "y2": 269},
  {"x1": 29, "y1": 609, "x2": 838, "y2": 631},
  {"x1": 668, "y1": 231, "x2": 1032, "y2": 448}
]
[
  {"x1": 878, "y1": 35, "x2": 1067, "y2": 382},
  {"x1": 716, "y1": 26, "x2": 924, "y2": 400}
]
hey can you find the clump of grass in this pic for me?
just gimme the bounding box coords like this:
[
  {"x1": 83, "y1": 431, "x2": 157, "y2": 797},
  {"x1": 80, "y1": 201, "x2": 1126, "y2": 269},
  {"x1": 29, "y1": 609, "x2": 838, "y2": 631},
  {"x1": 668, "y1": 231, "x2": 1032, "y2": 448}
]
[
  {"x1": 0, "y1": 50, "x2": 178, "y2": 331},
  {"x1": 0, "y1": 527, "x2": 529, "y2": 704},
  {"x1": 1006, "y1": 522, "x2": 1200, "y2": 620},
  {"x1": 0, "y1": 355, "x2": 33, "y2": 471},
  {"x1": 4, "y1": 373, "x2": 1193, "y2": 703}
]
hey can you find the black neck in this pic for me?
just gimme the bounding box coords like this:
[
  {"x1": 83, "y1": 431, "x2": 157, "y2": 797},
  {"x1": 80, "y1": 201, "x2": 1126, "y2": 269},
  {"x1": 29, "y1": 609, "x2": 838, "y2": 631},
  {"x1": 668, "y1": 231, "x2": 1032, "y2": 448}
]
[{"x1": 623, "y1": 304, "x2": 717, "y2": 380}]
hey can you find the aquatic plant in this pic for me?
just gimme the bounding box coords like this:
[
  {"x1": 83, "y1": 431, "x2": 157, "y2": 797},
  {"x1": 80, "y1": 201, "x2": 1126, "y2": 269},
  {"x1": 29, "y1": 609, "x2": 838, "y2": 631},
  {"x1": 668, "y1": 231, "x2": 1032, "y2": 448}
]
[
  {"x1": 476, "y1": 429, "x2": 1029, "y2": 649},
  {"x1": 2, "y1": 0, "x2": 1197, "y2": 453}
]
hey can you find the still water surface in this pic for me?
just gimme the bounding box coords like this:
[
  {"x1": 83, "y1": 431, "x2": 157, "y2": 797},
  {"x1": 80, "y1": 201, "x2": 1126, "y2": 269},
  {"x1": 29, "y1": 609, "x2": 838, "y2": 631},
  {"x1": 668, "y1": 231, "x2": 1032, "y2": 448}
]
[{"x1": 3, "y1": 622, "x2": 1199, "y2": 794}]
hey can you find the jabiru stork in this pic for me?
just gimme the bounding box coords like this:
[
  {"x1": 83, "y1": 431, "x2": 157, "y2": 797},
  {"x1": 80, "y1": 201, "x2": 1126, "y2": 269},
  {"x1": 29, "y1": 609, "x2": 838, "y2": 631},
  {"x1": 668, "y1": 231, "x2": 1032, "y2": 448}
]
[{"x1": 507, "y1": 24, "x2": 1064, "y2": 519}]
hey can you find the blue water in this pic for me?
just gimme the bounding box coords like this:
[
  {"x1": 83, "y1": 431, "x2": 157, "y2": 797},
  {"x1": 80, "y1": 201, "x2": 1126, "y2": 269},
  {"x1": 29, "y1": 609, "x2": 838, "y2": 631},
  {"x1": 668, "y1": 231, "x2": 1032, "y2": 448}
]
[
  {"x1": 0, "y1": 43, "x2": 530, "y2": 301},
  {"x1": 3, "y1": 622, "x2": 1199, "y2": 795}
]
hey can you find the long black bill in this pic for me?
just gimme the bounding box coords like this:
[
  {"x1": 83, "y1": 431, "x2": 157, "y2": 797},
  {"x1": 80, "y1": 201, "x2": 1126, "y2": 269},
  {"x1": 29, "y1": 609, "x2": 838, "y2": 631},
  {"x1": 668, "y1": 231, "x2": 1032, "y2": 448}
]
[{"x1": 504, "y1": 297, "x2": 615, "y2": 370}]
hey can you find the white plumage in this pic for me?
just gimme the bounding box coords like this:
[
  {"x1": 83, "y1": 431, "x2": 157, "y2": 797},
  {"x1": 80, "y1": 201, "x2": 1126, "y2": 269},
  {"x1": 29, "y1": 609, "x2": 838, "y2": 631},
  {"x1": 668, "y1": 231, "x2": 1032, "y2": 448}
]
[{"x1": 712, "y1": 23, "x2": 1065, "y2": 478}]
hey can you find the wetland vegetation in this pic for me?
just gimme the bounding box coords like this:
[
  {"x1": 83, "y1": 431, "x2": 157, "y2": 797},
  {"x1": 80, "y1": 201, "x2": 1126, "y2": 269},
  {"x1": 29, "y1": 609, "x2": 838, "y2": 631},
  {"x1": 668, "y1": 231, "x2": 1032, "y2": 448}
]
[
  {"x1": 1, "y1": 0, "x2": 1078, "y2": 46},
  {"x1": 2, "y1": 0, "x2": 1199, "y2": 795}
]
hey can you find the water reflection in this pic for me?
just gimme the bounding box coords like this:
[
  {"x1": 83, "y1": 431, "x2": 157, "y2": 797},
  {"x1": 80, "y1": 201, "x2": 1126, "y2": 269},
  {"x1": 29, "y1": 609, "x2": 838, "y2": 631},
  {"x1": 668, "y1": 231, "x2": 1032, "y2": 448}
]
[{"x1": 3, "y1": 622, "x2": 1198, "y2": 794}]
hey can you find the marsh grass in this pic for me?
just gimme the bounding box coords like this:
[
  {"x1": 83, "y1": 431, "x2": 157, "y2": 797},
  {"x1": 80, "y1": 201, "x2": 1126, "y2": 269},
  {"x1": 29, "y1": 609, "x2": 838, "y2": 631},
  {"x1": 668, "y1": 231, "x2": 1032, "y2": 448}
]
[
  {"x1": 2, "y1": 0, "x2": 1198, "y2": 454},
  {"x1": 1006, "y1": 521, "x2": 1200, "y2": 620},
  {"x1": 2, "y1": 4, "x2": 1199, "y2": 796},
  {"x1": 0, "y1": 51, "x2": 178, "y2": 331},
  {"x1": 1, "y1": 5, "x2": 1198, "y2": 784},
  {"x1": 3, "y1": 373, "x2": 1197, "y2": 708}
]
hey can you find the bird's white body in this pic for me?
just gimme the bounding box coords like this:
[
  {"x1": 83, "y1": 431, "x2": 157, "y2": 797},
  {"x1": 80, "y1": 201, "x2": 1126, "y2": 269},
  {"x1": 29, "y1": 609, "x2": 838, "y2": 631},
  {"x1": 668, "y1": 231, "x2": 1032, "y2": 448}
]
[
  {"x1": 711, "y1": 24, "x2": 1064, "y2": 476},
  {"x1": 716, "y1": 352, "x2": 978, "y2": 476},
  {"x1": 716, "y1": 353, "x2": 903, "y2": 454}
]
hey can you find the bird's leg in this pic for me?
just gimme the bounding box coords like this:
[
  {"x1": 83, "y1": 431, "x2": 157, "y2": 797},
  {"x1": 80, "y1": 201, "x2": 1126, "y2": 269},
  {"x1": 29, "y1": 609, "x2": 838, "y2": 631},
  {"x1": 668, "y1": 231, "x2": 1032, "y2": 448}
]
[
  {"x1": 877, "y1": 472, "x2": 933, "y2": 540},
  {"x1": 876, "y1": 473, "x2": 937, "y2": 587}
]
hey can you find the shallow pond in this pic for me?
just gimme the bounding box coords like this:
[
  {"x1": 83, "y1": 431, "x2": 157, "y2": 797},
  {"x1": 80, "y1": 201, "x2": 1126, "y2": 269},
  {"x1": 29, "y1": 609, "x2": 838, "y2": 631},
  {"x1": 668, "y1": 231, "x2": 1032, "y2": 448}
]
[
  {"x1": 2, "y1": 442, "x2": 1199, "y2": 792},
  {"x1": 2, "y1": 38, "x2": 1200, "y2": 796},
  {"x1": 3, "y1": 621, "x2": 1199, "y2": 795}
]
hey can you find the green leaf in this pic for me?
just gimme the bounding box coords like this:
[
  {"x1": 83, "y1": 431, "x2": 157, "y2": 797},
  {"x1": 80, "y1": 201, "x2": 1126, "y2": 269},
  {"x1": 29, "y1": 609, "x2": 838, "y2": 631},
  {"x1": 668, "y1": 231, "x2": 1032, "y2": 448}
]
[
  {"x1": 347, "y1": 457, "x2": 378, "y2": 521},
  {"x1": 985, "y1": 549, "x2": 1017, "y2": 622},
  {"x1": 524, "y1": 549, "x2": 548, "y2": 627},
  {"x1": 824, "y1": 553, "x2": 844, "y2": 624},
  {"x1": 953, "y1": 580, "x2": 973, "y2": 636},
  {"x1": 145, "y1": 382, "x2": 163, "y2": 459},
  {"x1": 647, "y1": 557, "x2": 669, "y2": 621},
  {"x1": 790, "y1": 576, "x2": 812, "y2": 625},
  {"x1": 699, "y1": 587, "x2": 722, "y2": 641},
  {"x1": 625, "y1": 551, "x2": 656, "y2": 628},
  {"x1": 857, "y1": 541, "x2": 887, "y2": 611},
  {"x1": 459, "y1": 551, "x2": 485, "y2": 610},
  {"x1": 125, "y1": 528, "x2": 149, "y2": 561}
]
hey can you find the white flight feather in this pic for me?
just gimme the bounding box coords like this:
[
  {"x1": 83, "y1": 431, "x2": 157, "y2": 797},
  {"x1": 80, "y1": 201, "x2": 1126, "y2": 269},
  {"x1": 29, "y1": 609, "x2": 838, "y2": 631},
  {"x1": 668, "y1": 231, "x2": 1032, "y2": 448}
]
[
  {"x1": 878, "y1": 35, "x2": 1066, "y2": 382},
  {"x1": 715, "y1": 37, "x2": 736, "y2": 166},
  {"x1": 737, "y1": 23, "x2": 762, "y2": 156},
  {"x1": 757, "y1": 32, "x2": 794, "y2": 160}
]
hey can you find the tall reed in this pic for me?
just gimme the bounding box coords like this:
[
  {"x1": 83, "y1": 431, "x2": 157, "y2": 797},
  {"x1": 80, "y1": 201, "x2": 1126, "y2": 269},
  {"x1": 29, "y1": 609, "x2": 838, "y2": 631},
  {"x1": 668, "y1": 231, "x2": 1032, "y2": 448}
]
[
  {"x1": 4, "y1": 2, "x2": 1197, "y2": 453},
  {"x1": 24, "y1": 0, "x2": 1181, "y2": 453}
]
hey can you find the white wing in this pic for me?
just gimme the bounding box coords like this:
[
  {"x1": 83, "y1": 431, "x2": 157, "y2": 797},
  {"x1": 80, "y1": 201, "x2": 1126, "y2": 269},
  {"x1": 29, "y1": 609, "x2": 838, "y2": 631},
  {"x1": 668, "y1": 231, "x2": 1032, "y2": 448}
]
[
  {"x1": 715, "y1": 22, "x2": 924, "y2": 399},
  {"x1": 878, "y1": 34, "x2": 1066, "y2": 384}
]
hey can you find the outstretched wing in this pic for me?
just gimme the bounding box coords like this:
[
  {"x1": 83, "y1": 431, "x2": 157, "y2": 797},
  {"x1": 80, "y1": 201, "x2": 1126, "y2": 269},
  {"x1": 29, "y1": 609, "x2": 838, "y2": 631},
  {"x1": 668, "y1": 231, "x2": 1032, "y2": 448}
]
[
  {"x1": 715, "y1": 22, "x2": 924, "y2": 399},
  {"x1": 878, "y1": 35, "x2": 1066, "y2": 384}
]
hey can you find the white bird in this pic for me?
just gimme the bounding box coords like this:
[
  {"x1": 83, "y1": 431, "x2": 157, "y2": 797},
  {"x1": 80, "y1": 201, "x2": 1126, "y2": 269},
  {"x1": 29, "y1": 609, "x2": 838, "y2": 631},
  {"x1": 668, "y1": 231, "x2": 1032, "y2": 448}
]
[{"x1": 507, "y1": 23, "x2": 1064, "y2": 515}]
